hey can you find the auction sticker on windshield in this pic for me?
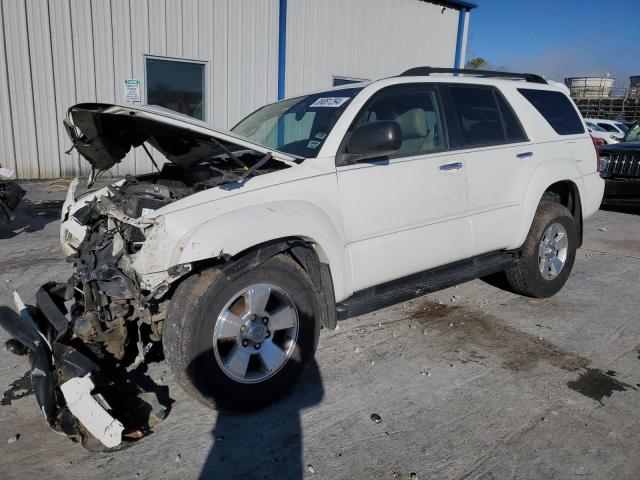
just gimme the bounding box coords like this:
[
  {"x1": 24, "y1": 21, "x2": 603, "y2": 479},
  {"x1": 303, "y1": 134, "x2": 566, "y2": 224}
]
[{"x1": 309, "y1": 97, "x2": 351, "y2": 108}]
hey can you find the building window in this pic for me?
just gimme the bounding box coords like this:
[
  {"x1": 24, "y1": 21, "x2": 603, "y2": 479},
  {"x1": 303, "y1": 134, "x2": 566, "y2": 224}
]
[
  {"x1": 333, "y1": 75, "x2": 368, "y2": 87},
  {"x1": 145, "y1": 56, "x2": 206, "y2": 120}
]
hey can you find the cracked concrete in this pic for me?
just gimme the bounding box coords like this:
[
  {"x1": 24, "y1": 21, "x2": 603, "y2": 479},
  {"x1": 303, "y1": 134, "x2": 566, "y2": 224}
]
[{"x1": 1, "y1": 182, "x2": 639, "y2": 480}]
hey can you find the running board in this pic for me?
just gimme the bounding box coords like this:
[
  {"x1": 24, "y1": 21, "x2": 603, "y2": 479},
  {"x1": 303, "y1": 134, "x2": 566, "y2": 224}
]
[{"x1": 336, "y1": 250, "x2": 518, "y2": 320}]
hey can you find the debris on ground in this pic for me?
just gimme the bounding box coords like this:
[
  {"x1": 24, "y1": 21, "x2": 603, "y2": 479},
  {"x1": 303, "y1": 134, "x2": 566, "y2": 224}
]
[
  {"x1": 307, "y1": 464, "x2": 315, "y2": 474},
  {"x1": 370, "y1": 413, "x2": 382, "y2": 424},
  {"x1": 7, "y1": 434, "x2": 19, "y2": 444},
  {"x1": 598, "y1": 227, "x2": 608, "y2": 232}
]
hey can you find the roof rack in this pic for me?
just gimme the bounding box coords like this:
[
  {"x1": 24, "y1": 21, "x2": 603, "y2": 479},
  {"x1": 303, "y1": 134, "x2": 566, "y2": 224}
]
[{"x1": 400, "y1": 67, "x2": 547, "y2": 84}]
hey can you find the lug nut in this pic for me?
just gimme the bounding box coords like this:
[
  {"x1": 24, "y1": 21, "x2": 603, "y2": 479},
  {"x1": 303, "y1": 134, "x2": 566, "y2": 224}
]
[
  {"x1": 242, "y1": 339, "x2": 249, "y2": 347},
  {"x1": 252, "y1": 314, "x2": 257, "y2": 321},
  {"x1": 240, "y1": 325, "x2": 246, "y2": 333},
  {"x1": 254, "y1": 342, "x2": 261, "y2": 350},
  {"x1": 265, "y1": 330, "x2": 271, "y2": 338},
  {"x1": 262, "y1": 317, "x2": 269, "y2": 325}
]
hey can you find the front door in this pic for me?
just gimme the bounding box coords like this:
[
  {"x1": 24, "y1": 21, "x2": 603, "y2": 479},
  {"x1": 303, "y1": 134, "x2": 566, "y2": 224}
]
[{"x1": 336, "y1": 84, "x2": 470, "y2": 292}]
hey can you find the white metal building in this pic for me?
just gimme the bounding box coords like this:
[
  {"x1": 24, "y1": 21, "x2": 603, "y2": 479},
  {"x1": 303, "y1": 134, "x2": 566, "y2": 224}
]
[{"x1": 0, "y1": 0, "x2": 475, "y2": 179}]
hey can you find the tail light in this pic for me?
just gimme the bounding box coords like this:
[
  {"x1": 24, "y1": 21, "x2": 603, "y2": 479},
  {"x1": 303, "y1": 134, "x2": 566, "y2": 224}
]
[{"x1": 591, "y1": 135, "x2": 602, "y2": 171}]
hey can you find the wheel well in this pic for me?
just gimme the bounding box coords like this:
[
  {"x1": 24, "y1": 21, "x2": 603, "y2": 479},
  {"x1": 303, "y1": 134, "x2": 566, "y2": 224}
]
[
  {"x1": 189, "y1": 237, "x2": 338, "y2": 329},
  {"x1": 542, "y1": 181, "x2": 583, "y2": 247}
]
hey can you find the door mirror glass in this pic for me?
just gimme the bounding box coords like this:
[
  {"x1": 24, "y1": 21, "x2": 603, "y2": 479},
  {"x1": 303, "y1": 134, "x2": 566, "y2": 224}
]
[{"x1": 346, "y1": 120, "x2": 401, "y2": 158}]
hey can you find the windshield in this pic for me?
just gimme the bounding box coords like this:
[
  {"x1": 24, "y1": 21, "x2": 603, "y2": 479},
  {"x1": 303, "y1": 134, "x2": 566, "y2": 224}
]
[
  {"x1": 616, "y1": 122, "x2": 629, "y2": 133},
  {"x1": 623, "y1": 123, "x2": 640, "y2": 142},
  {"x1": 231, "y1": 88, "x2": 362, "y2": 158},
  {"x1": 586, "y1": 122, "x2": 605, "y2": 132}
]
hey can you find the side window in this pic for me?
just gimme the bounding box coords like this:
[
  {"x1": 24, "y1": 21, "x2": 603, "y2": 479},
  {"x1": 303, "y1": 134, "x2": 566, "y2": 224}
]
[
  {"x1": 495, "y1": 92, "x2": 528, "y2": 142},
  {"x1": 447, "y1": 85, "x2": 526, "y2": 147},
  {"x1": 146, "y1": 57, "x2": 206, "y2": 120},
  {"x1": 597, "y1": 123, "x2": 617, "y2": 132},
  {"x1": 349, "y1": 85, "x2": 445, "y2": 157},
  {"x1": 518, "y1": 89, "x2": 585, "y2": 135}
]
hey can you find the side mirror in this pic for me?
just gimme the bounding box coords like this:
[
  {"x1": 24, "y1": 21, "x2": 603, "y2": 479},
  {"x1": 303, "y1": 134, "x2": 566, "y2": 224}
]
[{"x1": 345, "y1": 120, "x2": 402, "y2": 159}]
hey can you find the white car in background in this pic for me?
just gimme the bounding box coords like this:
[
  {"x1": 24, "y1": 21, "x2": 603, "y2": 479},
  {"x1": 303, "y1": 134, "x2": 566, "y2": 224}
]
[
  {"x1": 586, "y1": 118, "x2": 629, "y2": 136},
  {"x1": 585, "y1": 121, "x2": 622, "y2": 144}
]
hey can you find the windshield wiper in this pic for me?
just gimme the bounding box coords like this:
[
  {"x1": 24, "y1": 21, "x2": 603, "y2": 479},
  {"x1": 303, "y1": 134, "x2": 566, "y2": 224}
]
[
  {"x1": 237, "y1": 152, "x2": 272, "y2": 183},
  {"x1": 210, "y1": 137, "x2": 248, "y2": 171}
]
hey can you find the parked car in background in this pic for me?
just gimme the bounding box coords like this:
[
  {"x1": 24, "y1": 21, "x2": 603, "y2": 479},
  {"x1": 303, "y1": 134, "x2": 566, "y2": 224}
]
[
  {"x1": 600, "y1": 122, "x2": 640, "y2": 205},
  {"x1": 585, "y1": 121, "x2": 622, "y2": 144},
  {"x1": 586, "y1": 118, "x2": 629, "y2": 135}
]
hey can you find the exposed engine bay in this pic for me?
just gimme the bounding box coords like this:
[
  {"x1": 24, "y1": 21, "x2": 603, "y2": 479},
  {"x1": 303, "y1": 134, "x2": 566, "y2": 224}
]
[
  {"x1": 64, "y1": 106, "x2": 291, "y2": 372},
  {"x1": 66, "y1": 155, "x2": 286, "y2": 363},
  {"x1": 0, "y1": 103, "x2": 296, "y2": 449}
]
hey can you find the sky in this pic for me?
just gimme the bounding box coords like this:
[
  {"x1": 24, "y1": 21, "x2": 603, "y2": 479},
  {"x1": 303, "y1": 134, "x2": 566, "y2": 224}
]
[{"x1": 466, "y1": 0, "x2": 640, "y2": 90}]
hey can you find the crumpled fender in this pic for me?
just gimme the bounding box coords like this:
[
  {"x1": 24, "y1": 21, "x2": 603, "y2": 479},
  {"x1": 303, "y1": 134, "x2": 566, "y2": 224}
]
[{"x1": 165, "y1": 200, "x2": 352, "y2": 301}]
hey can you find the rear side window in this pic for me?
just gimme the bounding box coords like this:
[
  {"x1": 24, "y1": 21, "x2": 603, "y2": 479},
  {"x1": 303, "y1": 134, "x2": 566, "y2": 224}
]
[
  {"x1": 447, "y1": 85, "x2": 527, "y2": 147},
  {"x1": 518, "y1": 89, "x2": 585, "y2": 135}
]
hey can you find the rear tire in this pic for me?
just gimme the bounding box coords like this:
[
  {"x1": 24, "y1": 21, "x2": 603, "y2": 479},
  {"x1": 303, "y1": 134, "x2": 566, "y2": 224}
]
[
  {"x1": 163, "y1": 254, "x2": 321, "y2": 412},
  {"x1": 504, "y1": 201, "x2": 577, "y2": 298}
]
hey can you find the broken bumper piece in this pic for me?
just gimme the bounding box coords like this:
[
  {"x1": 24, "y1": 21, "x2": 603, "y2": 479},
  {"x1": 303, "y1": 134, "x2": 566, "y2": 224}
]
[
  {"x1": 0, "y1": 284, "x2": 167, "y2": 450},
  {"x1": 60, "y1": 374, "x2": 124, "y2": 448}
]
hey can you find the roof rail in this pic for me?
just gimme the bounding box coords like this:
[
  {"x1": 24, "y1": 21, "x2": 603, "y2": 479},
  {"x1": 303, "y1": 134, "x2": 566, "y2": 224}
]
[{"x1": 400, "y1": 67, "x2": 547, "y2": 84}]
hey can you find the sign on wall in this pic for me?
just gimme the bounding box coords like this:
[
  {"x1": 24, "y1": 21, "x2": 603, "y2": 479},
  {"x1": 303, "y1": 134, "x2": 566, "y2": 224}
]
[{"x1": 124, "y1": 79, "x2": 141, "y2": 103}]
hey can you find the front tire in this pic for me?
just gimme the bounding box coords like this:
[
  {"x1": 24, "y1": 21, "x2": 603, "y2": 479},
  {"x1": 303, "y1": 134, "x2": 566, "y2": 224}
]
[
  {"x1": 504, "y1": 202, "x2": 578, "y2": 298},
  {"x1": 163, "y1": 254, "x2": 321, "y2": 412}
]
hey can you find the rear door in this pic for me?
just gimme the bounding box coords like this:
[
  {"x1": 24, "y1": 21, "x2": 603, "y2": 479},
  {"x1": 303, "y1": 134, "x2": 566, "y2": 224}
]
[
  {"x1": 336, "y1": 83, "x2": 470, "y2": 292},
  {"x1": 442, "y1": 84, "x2": 534, "y2": 255}
]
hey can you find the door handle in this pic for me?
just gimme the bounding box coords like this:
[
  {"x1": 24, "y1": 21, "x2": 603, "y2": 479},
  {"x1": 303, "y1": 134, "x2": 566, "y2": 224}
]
[
  {"x1": 516, "y1": 151, "x2": 533, "y2": 158},
  {"x1": 439, "y1": 162, "x2": 463, "y2": 171}
]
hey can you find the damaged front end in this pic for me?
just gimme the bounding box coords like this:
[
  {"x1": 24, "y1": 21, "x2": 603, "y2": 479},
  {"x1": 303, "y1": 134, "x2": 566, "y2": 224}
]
[
  {"x1": 0, "y1": 181, "x2": 188, "y2": 449},
  {"x1": 0, "y1": 280, "x2": 171, "y2": 450},
  {"x1": 1, "y1": 103, "x2": 298, "y2": 449}
]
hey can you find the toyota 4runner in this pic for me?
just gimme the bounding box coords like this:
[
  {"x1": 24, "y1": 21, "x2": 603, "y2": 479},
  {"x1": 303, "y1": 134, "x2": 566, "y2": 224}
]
[{"x1": 0, "y1": 67, "x2": 604, "y2": 448}]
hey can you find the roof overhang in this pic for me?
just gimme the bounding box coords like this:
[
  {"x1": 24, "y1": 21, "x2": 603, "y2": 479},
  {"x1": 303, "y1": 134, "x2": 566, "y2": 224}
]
[{"x1": 428, "y1": 0, "x2": 478, "y2": 11}]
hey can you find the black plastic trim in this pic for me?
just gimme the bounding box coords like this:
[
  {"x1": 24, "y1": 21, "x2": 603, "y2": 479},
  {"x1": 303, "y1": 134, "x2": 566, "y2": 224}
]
[
  {"x1": 399, "y1": 67, "x2": 547, "y2": 84},
  {"x1": 336, "y1": 250, "x2": 518, "y2": 320}
]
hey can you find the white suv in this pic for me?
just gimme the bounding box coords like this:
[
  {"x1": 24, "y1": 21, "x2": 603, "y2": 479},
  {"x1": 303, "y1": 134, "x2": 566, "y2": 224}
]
[{"x1": 2, "y1": 67, "x2": 604, "y2": 446}]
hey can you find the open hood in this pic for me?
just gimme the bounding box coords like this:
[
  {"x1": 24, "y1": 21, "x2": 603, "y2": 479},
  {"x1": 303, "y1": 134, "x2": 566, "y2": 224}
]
[{"x1": 64, "y1": 103, "x2": 300, "y2": 185}]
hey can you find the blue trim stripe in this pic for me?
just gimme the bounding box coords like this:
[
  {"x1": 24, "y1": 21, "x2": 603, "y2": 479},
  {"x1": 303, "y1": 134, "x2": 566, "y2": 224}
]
[
  {"x1": 453, "y1": 8, "x2": 467, "y2": 70},
  {"x1": 277, "y1": 0, "x2": 287, "y2": 100}
]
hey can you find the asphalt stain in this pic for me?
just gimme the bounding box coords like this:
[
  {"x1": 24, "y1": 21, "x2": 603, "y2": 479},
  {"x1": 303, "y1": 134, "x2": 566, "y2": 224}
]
[
  {"x1": 0, "y1": 371, "x2": 34, "y2": 406},
  {"x1": 408, "y1": 300, "x2": 588, "y2": 373},
  {"x1": 567, "y1": 369, "x2": 636, "y2": 405},
  {"x1": 405, "y1": 300, "x2": 636, "y2": 404}
]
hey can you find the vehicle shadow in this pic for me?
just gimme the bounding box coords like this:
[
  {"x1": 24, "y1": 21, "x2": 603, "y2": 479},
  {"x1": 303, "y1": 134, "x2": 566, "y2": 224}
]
[
  {"x1": 194, "y1": 359, "x2": 324, "y2": 480},
  {"x1": 0, "y1": 199, "x2": 63, "y2": 239},
  {"x1": 600, "y1": 204, "x2": 640, "y2": 216}
]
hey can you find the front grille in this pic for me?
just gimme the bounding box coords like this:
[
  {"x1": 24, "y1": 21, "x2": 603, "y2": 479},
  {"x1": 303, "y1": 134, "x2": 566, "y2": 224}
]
[{"x1": 600, "y1": 153, "x2": 640, "y2": 179}]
